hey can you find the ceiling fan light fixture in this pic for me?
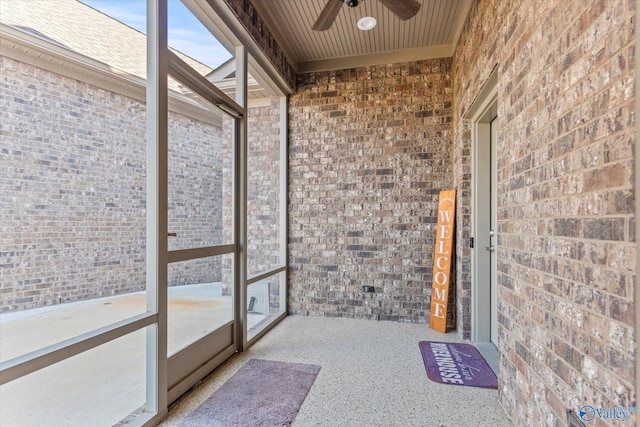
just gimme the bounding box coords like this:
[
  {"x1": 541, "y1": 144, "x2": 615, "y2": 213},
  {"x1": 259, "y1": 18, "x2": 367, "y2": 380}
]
[{"x1": 357, "y1": 16, "x2": 377, "y2": 31}]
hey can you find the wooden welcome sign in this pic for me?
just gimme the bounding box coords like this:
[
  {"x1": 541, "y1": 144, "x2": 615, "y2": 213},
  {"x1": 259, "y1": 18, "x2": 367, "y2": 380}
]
[{"x1": 429, "y1": 190, "x2": 456, "y2": 333}]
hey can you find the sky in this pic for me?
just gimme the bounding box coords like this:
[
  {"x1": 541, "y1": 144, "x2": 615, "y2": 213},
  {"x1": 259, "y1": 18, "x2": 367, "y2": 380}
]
[{"x1": 80, "y1": 0, "x2": 232, "y2": 69}]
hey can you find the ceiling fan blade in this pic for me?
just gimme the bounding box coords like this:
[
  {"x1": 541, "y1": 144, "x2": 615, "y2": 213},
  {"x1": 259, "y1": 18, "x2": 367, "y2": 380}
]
[
  {"x1": 380, "y1": 0, "x2": 421, "y2": 20},
  {"x1": 312, "y1": 0, "x2": 343, "y2": 31}
]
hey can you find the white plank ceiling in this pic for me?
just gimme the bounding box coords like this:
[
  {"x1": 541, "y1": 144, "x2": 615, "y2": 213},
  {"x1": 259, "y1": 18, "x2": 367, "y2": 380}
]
[{"x1": 253, "y1": 0, "x2": 473, "y2": 72}]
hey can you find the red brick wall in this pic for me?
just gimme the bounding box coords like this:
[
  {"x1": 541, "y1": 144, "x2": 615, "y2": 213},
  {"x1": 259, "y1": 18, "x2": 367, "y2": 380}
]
[{"x1": 453, "y1": 0, "x2": 636, "y2": 424}]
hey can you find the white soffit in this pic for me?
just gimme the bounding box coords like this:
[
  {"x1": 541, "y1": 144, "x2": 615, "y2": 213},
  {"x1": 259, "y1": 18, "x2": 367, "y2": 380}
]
[{"x1": 254, "y1": 0, "x2": 473, "y2": 73}]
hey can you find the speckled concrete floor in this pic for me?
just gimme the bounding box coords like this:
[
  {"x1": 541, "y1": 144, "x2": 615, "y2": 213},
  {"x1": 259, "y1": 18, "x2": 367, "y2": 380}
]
[{"x1": 159, "y1": 315, "x2": 512, "y2": 427}]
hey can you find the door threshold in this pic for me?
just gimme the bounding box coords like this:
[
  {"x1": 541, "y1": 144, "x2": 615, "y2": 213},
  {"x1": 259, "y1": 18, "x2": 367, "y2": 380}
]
[{"x1": 475, "y1": 341, "x2": 499, "y2": 376}]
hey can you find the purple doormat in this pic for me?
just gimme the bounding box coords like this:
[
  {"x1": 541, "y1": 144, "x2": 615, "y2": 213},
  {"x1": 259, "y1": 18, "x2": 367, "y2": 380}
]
[
  {"x1": 419, "y1": 341, "x2": 497, "y2": 389},
  {"x1": 180, "y1": 359, "x2": 321, "y2": 427}
]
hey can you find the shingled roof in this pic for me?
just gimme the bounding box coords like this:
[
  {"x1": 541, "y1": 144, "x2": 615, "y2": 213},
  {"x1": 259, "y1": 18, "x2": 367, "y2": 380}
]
[{"x1": 0, "y1": 0, "x2": 214, "y2": 81}]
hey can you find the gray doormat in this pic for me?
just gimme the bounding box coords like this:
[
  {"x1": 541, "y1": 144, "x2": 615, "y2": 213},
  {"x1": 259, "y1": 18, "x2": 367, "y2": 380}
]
[{"x1": 180, "y1": 359, "x2": 321, "y2": 426}]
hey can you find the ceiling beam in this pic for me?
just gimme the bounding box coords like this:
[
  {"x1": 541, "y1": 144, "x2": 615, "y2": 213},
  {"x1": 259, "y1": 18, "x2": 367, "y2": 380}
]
[{"x1": 297, "y1": 44, "x2": 453, "y2": 73}]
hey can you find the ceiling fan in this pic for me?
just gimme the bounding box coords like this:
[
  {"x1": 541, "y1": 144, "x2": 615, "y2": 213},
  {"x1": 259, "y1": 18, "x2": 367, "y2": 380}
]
[{"x1": 312, "y1": 0, "x2": 421, "y2": 31}]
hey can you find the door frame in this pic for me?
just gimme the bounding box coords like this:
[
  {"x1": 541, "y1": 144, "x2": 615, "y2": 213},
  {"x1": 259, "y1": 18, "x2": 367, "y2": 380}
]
[
  {"x1": 466, "y1": 69, "x2": 498, "y2": 344},
  {"x1": 163, "y1": 58, "x2": 246, "y2": 404},
  {"x1": 147, "y1": 1, "x2": 247, "y2": 407}
]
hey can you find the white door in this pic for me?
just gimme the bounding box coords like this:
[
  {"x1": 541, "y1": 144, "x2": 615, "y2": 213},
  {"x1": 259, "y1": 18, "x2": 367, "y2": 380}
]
[
  {"x1": 489, "y1": 117, "x2": 498, "y2": 345},
  {"x1": 468, "y1": 72, "x2": 498, "y2": 372},
  {"x1": 469, "y1": 80, "x2": 498, "y2": 348}
]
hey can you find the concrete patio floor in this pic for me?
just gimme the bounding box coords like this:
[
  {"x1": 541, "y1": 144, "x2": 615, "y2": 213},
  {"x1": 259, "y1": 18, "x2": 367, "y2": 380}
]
[
  {"x1": 1, "y1": 295, "x2": 511, "y2": 426},
  {"x1": 160, "y1": 316, "x2": 512, "y2": 427}
]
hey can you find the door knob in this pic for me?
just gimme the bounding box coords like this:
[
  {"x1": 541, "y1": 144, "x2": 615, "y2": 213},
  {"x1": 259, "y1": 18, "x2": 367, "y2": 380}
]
[{"x1": 485, "y1": 245, "x2": 495, "y2": 252}]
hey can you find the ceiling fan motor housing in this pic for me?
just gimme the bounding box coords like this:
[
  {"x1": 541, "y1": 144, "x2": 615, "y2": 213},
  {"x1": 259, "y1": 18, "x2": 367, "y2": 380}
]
[{"x1": 314, "y1": 0, "x2": 420, "y2": 31}]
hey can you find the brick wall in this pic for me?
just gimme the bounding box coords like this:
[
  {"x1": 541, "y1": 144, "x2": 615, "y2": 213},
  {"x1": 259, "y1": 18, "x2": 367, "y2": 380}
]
[
  {"x1": 453, "y1": 0, "x2": 635, "y2": 425},
  {"x1": 0, "y1": 56, "x2": 225, "y2": 311},
  {"x1": 288, "y1": 61, "x2": 454, "y2": 322},
  {"x1": 166, "y1": 112, "x2": 225, "y2": 287},
  {"x1": 222, "y1": 0, "x2": 297, "y2": 90},
  {"x1": 221, "y1": 98, "x2": 284, "y2": 310},
  {"x1": 246, "y1": 100, "x2": 284, "y2": 312},
  {"x1": 246, "y1": 100, "x2": 283, "y2": 278}
]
